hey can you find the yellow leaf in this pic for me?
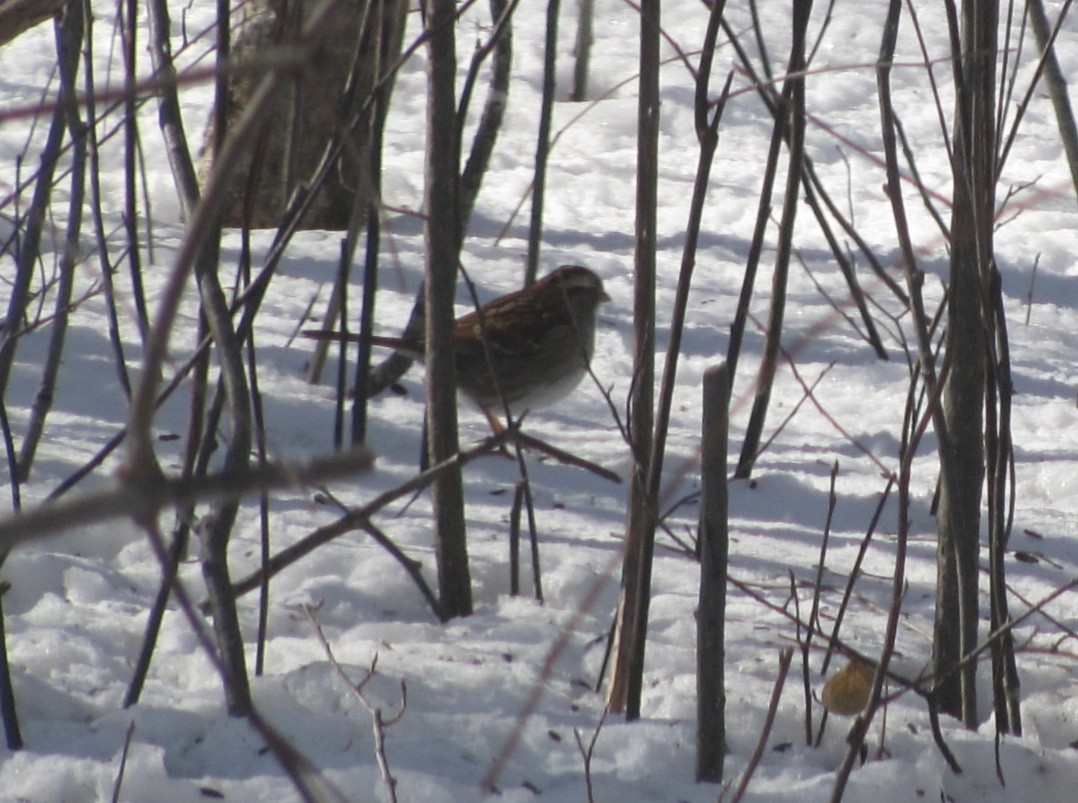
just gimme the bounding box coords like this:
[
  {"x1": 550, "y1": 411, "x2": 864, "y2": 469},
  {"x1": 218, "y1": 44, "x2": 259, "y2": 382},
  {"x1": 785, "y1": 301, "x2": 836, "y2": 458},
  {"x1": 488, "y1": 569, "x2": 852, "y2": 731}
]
[{"x1": 821, "y1": 658, "x2": 875, "y2": 716}]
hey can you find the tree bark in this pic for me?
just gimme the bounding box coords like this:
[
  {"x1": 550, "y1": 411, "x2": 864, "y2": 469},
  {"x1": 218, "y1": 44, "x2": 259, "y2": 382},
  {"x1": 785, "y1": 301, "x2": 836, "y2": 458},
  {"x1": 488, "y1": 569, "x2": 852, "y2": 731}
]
[
  {"x1": 424, "y1": 0, "x2": 472, "y2": 618},
  {"x1": 606, "y1": 0, "x2": 660, "y2": 719},
  {"x1": 696, "y1": 365, "x2": 729, "y2": 782},
  {"x1": 200, "y1": 0, "x2": 407, "y2": 230},
  {"x1": 933, "y1": 0, "x2": 996, "y2": 726},
  {"x1": 1027, "y1": 0, "x2": 1078, "y2": 207},
  {"x1": 0, "y1": 0, "x2": 67, "y2": 47}
]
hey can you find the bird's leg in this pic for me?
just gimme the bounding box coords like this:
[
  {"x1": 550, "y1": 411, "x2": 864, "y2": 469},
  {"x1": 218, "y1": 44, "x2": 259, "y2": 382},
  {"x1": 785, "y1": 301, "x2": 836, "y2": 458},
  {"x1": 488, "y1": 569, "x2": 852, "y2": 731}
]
[{"x1": 481, "y1": 408, "x2": 516, "y2": 458}]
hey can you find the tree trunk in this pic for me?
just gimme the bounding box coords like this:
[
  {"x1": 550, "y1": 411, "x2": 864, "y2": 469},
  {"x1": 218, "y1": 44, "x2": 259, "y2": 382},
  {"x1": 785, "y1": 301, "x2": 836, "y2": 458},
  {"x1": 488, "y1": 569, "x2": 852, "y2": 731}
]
[
  {"x1": 933, "y1": 0, "x2": 997, "y2": 726},
  {"x1": 200, "y1": 0, "x2": 407, "y2": 230},
  {"x1": 424, "y1": 0, "x2": 472, "y2": 618},
  {"x1": 0, "y1": 0, "x2": 67, "y2": 47},
  {"x1": 606, "y1": 0, "x2": 660, "y2": 719},
  {"x1": 696, "y1": 365, "x2": 729, "y2": 782}
]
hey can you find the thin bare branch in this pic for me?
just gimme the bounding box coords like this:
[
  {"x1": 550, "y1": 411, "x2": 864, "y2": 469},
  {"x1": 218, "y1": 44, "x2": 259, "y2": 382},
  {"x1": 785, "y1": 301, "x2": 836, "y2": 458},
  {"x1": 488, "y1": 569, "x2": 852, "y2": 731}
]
[{"x1": 0, "y1": 448, "x2": 373, "y2": 553}]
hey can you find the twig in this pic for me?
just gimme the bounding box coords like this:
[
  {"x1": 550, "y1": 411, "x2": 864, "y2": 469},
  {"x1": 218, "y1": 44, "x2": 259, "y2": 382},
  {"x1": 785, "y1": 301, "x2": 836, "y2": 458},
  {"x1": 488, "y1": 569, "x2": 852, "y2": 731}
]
[
  {"x1": 604, "y1": 0, "x2": 661, "y2": 719},
  {"x1": 248, "y1": 330, "x2": 272, "y2": 677},
  {"x1": 0, "y1": 448, "x2": 373, "y2": 553},
  {"x1": 719, "y1": 16, "x2": 909, "y2": 310},
  {"x1": 120, "y1": 0, "x2": 149, "y2": 339},
  {"x1": 738, "y1": 337, "x2": 838, "y2": 470},
  {"x1": 808, "y1": 462, "x2": 840, "y2": 634},
  {"x1": 1023, "y1": 253, "x2": 1040, "y2": 326},
  {"x1": 997, "y1": 0, "x2": 1076, "y2": 176},
  {"x1": 110, "y1": 720, "x2": 137, "y2": 803},
  {"x1": 483, "y1": 548, "x2": 621, "y2": 792},
  {"x1": 0, "y1": 592, "x2": 22, "y2": 750},
  {"x1": 573, "y1": 708, "x2": 608, "y2": 803},
  {"x1": 80, "y1": 0, "x2": 135, "y2": 395},
  {"x1": 736, "y1": 0, "x2": 815, "y2": 479},
  {"x1": 730, "y1": 648, "x2": 794, "y2": 803},
  {"x1": 607, "y1": 0, "x2": 729, "y2": 720},
  {"x1": 16, "y1": 0, "x2": 87, "y2": 481},
  {"x1": 821, "y1": 477, "x2": 895, "y2": 674},
  {"x1": 306, "y1": 608, "x2": 406, "y2": 803},
  {"x1": 458, "y1": 0, "x2": 517, "y2": 229},
  {"x1": 511, "y1": 430, "x2": 622, "y2": 484},
  {"x1": 524, "y1": 0, "x2": 560, "y2": 284},
  {"x1": 135, "y1": 514, "x2": 352, "y2": 803},
  {"x1": 729, "y1": 571, "x2": 1078, "y2": 715},
  {"x1": 224, "y1": 430, "x2": 514, "y2": 609},
  {"x1": 791, "y1": 569, "x2": 813, "y2": 745},
  {"x1": 358, "y1": 519, "x2": 445, "y2": 622},
  {"x1": 928, "y1": 696, "x2": 962, "y2": 774},
  {"x1": 128, "y1": 0, "x2": 348, "y2": 478},
  {"x1": 0, "y1": 9, "x2": 74, "y2": 405},
  {"x1": 509, "y1": 481, "x2": 525, "y2": 595},
  {"x1": 570, "y1": 0, "x2": 594, "y2": 101}
]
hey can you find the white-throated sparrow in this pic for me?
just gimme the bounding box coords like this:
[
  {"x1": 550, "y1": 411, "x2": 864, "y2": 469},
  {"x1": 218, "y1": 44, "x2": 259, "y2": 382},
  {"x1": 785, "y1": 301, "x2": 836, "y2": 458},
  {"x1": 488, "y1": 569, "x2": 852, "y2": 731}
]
[{"x1": 308, "y1": 265, "x2": 610, "y2": 421}]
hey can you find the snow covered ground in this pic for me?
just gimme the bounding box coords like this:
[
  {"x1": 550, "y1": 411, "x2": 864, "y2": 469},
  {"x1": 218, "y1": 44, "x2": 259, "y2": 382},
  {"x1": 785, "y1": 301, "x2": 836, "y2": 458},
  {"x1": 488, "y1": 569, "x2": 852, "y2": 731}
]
[{"x1": 1, "y1": 1, "x2": 1077, "y2": 800}]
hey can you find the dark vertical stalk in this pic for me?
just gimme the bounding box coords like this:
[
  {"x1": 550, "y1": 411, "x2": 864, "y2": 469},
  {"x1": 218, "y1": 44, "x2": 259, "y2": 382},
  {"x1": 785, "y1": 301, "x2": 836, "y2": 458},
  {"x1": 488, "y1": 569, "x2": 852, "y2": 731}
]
[
  {"x1": 0, "y1": 587, "x2": 20, "y2": 750},
  {"x1": 508, "y1": 481, "x2": 525, "y2": 595},
  {"x1": 0, "y1": 271, "x2": 24, "y2": 757},
  {"x1": 723, "y1": 50, "x2": 795, "y2": 391},
  {"x1": 458, "y1": 0, "x2": 515, "y2": 232},
  {"x1": 606, "y1": 0, "x2": 660, "y2": 719},
  {"x1": 124, "y1": 311, "x2": 210, "y2": 708},
  {"x1": 251, "y1": 356, "x2": 272, "y2": 677},
  {"x1": 610, "y1": 0, "x2": 730, "y2": 722},
  {"x1": 334, "y1": 240, "x2": 352, "y2": 449},
  {"x1": 1020, "y1": 0, "x2": 1078, "y2": 203},
  {"x1": 352, "y1": 1, "x2": 409, "y2": 444},
  {"x1": 934, "y1": 0, "x2": 996, "y2": 726},
  {"x1": 878, "y1": 0, "x2": 968, "y2": 722},
  {"x1": 0, "y1": 42, "x2": 71, "y2": 403},
  {"x1": 82, "y1": 0, "x2": 133, "y2": 398},
  {"x1": 570, "y1": 0, "x2": 594, "y2": 102},
  {"x1": 306, "y1": 0, "x2": 370, "y2": 391},
  {"x1": 820, "y1": 477, "x2": 894, "y2": 675},
  {"x1": 801, "y1": 459, "x2": 838, "y2": 743},
  {"x1": 17, "y1": 0, "x2": 88, "y2": 480},
  {"x1": 144, "y1": 0, "x2": 258, "y2": 715},
  {"x1": 200, "y1": 0, "x2": 255, "y2": 715},
  {"x1": 329, "y1": 0, "x2": 375, "y2": 448},
  {"x1": 695, "y1": 364, "x2": 729, "y2": 783},
  {"x1": 351, "y1": 226, "x2": 378, "y2": 443},
  {"x1": 831, "y1": 340, "x2": 946, "y2": 801},
  {"x1": 0, "y1": 0, "x2": 91, "y2": 751},
  {"x1": 731, "y1": 648, "x2": 794, "y2": 802},
  {"x1": 425, "y1": 0, "x2": 472, "y2": 618},
  {"x1": 984, "y1": 265, "x2": 1020, "y2": 734},
  {"x1": 648, "y1": 6, "x2": 730, "y2": 548},
  {"x1": 525, "y1": 0, "x2": 560, "y2": 285},
  {"x1": 735, "y1": 0, "x2": 812, "y2": 478},
  {"x1": 123, "y1": 0, "x2": 149, "y2": 338}
]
